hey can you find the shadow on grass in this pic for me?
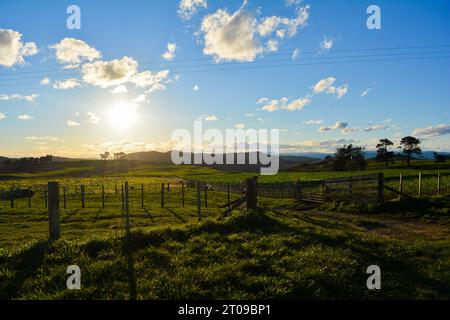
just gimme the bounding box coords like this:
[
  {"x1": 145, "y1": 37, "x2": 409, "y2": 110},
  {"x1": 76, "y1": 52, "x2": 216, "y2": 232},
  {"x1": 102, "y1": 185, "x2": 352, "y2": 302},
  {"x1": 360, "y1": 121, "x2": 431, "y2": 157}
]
[
  {"x1": 164, "y1": 208, "x2": 187, "y2": 223},
  {"x1": 0, "y1": 240, "x2": 50, "y2": 299}
]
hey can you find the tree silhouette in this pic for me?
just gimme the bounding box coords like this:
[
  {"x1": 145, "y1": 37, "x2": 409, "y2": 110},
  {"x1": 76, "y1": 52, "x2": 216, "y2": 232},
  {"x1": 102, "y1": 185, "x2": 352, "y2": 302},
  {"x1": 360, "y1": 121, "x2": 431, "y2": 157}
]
[
  {"x1": 376, "y1": 138, "x2": 394, "y2": 168},
  {"x1": 399, "y1": 136, "x2": 421, "y2": 167},
  {"x1": 100, "y1": 151, "x2": 110, "y2": 160},
  {"x1": 332, "y1": 144, "x2": 366, "y2": 171}
]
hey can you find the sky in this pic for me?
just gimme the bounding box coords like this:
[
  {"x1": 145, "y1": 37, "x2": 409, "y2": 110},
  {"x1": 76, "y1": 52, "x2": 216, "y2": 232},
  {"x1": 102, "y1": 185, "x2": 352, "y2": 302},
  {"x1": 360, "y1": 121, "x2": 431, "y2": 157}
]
[{"x1": 0, "y1": 0, "x2": 449, "y2": 158}]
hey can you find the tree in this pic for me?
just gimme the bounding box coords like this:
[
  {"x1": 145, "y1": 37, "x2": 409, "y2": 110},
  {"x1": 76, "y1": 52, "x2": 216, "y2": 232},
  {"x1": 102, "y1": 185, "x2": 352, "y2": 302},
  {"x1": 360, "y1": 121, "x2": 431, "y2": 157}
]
[
  {"x1": 332, "y1": 144, "x2": 366, "y2": 171},
  {"x1": 114, "y1": 152, "x2": 126, "y2": 160},
  {"x1": 376, "y1": 138, "x2": 394, "y2": 168},
  {"x1": 100, "y1": 151, "x2": 110, "y2": 160},
  {"x1": 399, "y1": 136, "x2": 421, "y2": 167}
]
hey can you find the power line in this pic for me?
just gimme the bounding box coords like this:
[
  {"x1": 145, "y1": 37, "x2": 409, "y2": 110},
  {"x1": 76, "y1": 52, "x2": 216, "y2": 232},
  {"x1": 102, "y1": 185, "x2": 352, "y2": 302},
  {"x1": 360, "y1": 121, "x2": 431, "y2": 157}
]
[
  {"x1": 1, "y1": 44, "x2": 450, "y2": 78},
  {"x1": 1, "y1": 50, "x2": 449, "y2": 83},
  {"x1": 0, "y1": 54, "x2": 448, "y2": 88}
]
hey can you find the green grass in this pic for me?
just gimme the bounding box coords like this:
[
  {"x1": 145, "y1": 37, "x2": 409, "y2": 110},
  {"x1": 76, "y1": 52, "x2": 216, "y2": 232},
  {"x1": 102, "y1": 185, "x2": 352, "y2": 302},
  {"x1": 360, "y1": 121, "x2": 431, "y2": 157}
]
[{"x1": 1, "y1": 204, "x2": 449, "y2": 299}]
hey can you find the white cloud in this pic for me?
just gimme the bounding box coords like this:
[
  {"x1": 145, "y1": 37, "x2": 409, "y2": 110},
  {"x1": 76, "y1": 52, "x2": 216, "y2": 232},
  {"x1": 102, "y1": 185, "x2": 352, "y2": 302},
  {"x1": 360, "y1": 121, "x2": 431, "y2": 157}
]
[
  {"x1": 319, "y1": 121, "x2": 348, "y2": 132},
  {"x1": 292, "y1": 48, "x2": 300, "y2": 60},
  {"x1": 17, "y1": 114, "x2": 33, "y2": 120},
  {"x1": 313, "y1": 77, "x2": 336, "y2": 93},
  {"x1": 257, "y1": 5, "x2": 310, "y2": 39},
  {"x1": 361, "y1": 88, "x2": 371, "y2": 97},
  {"x1": 313, "y1": 77, "x2": 348, "y2": 99},
  {"x1": 364, "y1": 124, "x2": 387, "y2": 132},
  {"x1": 50, "y1": 38, "x2": 101, "y2": 65},
  {"x1": 52, "y1": 78, "x2": 81, "y2": 90},
  {"x1": 26, "y1": 136, "x2": 59, "y2": 142},
  {"x1": 178, "y1": 0, "x2": 208, "y2": 20},
  {"x1": 130, "y1": 70, "x2": 170, "y2": 91},
  {"x1": 0, "y1": 113, "x2": 6, "y2": 120},
  {"x1": 111, "y1": 85, "x2": 128, "y2": 94},
  {"x1": 86, "y1": 112, "x2": 100, "y2": 124},
  {"x1": 413, "y1": 124, "x2": 450, "y2": 137},
  {"x1": 259, "y1": 96, "x2": 311, "y2": 112},
  {"x1": 0, "y1": 28, "x2": 38, "y2": 67},
  {"x1": 40, "y1": 77, "x2": 50, "y2": 86},
  {"x1": 67, "y1": 120, "x2": 80, "y2": 127},
  {"x1": 198, "y1": 114, "x2": 218, "y2": 121},
  {"x1": 234, "y1": 123, "x2": 245, "y2": 129},
  {"x1": 319, "y1": 36, "x2": 333, "y2": 52},
  {"x1": 162, "y1": 43, "x2": 177, "y2": 61},
  {"x1": 132, "y1": 94, "x2": 148, "y2": 103},
  {"x1": 200, "y1": 2, "x2": 310, "y2": 62},
  {"x1": 280, "y1": 138, "x2": 358, "y2": 153},
  {"x1": 0, "y1": 93, "x2": 39, "y2": 102},
  {"x1": 193, "y1": 84, "x2": 200, "y2": 91},
  {"x1": 82, "y1": 56, "x2": 138, "y2": 88},
  {"x1": 303, "y1": 119, "x2": 323, "y2": 125}
]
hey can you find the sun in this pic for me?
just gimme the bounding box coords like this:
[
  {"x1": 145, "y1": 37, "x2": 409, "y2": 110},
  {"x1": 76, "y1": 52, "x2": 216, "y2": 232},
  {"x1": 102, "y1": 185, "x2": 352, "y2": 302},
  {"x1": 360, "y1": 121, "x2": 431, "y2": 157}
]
[{"x1": 107, "y1": 102, "x2": 137, "y2": 130}]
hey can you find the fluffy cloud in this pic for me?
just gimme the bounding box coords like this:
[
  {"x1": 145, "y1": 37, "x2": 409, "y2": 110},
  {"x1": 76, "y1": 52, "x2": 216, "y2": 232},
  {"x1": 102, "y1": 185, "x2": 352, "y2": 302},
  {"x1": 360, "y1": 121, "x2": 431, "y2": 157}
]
[
  {"x1": 413, "y1": 124, "x2": 450, "y2": 137},
  {"x1": 0, "y1": 112, "x2": 6, "y2": 120},
  {"x1": 292, "y1": 48, "x2": 300, "y2": 60},
  {"x1": 50, "y1": 38, "x2": 101, "y2": 65},
  {"x1": 26, "y1": 136, "x2": 59, "y2": 142},
  {"x1": 361, "y1": 88, "x2": 371, "y2": 97},
  {"x1": 67, "y1": 120, "x2": 80, "y2": 127},
  {"x1": 319, "y1": 121, "x2": 348, "y2": 132},
  {"x1": 258, "y1": 96, "x2": 311, "y2": 112},
  {"x1": 234, "y1": 123, "x2": 245, "y2": 129},
  {"x1": 200, "y1": 2, "x2": 310, "y2": 62},
  {"x1": 319, "y1": 36, "x2": 333, "y2": 52},
  {"x1": 82, "y1": 56, "x2": 138, "y2": 88},
  {"x1": 178, "y1": 0, "x2": 208, "y2": 20},
  {"x1": 162, "y1": 43, "x2": 177, "y2": 61},
  {"x1": 52, "y1": 78, "x2": 81, "y2": 90},
  {"x1": 130, "y1": 69, "x2": 170, "y2": 91},
  {"x1": 198, "y1": 114, "x2": 218, "y2": 121},
  {"x1": 86, "y1": 112, "x2": 100, "y2": 124},
  {"x1": 313, "y1": 77, "x2": 348, "y2": 99},
  {"x1": 257, "y1": 5, "x2": 310, "y2": 39},
  {"x1": 0, "y1": 28, "x2": 38, "y2": 67},
  {"x1": 110, "y1": 85, "x2": 128, "y2": 94},
  {"x1": 193, "y1": 85, "x2": 200, "y2": 91},
  {"x1": 40, "y1": 77, "x2": 50, "y2": 85},
  {"x1": 0, "y1": 93, "x2": 39, "y2": 102},
  {"x1": 303, "y1": 119, "x2": 323, "y2": 125},
  {"x1": 17, "y1": 114, "x2": 33, "y2": 120},
  {"x1": 364, "y1": 124, "x2": 387, "y2": 132}
]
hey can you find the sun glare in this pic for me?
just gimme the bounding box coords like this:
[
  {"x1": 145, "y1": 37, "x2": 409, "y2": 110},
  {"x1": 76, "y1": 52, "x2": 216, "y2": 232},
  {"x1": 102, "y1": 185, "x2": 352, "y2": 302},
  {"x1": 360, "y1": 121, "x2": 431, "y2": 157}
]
[{"x1": 107, "y1": 103, "x2": 137, "y2": 130}]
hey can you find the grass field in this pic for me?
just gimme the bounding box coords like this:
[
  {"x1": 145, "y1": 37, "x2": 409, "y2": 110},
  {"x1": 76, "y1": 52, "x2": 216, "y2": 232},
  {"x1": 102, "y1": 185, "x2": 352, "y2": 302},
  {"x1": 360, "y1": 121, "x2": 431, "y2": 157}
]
[{"x1": 1, "y1": 160, "x2": 450, "y2": 299}]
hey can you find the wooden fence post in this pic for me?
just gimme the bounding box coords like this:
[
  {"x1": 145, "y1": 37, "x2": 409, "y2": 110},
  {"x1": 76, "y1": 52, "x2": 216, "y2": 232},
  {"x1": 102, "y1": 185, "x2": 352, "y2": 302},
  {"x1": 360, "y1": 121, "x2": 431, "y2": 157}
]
[
  {"x1": 121, "y1": 184, "x2": 124, "y2": 211},
  {"x1": 80, "y1": 185, "x2": 86, "y2": 208},
  {"x1": 377, "y1": 173, "x2": 384, "y2": 204},
  {"x1": 197, "y1": 182, "x2": 202, "y2": 221},
  {"x1": 44, "y1": 187, "x2": 47, "y2": 209},
  {"x1": 437, "y1": 172, "x2": 441, "y2": 196},
  {"x1": 124, "y1": 182, "x2": 131, "y2": 235},
  {"x1": 63, "y1": 186, "x2": 67, "y2": 209},
  {"x1": 48, "y1": 182, "x2": 60, "y2": 240},
  {"x1": 140, "y1": 184, "x2": 144, "y2": 208},
  {"x1": 161, "y1": 183, "x2": 165, "y2": 208},
  {"x1": 418, "y1": 172, "x2": 422, "y2": 197},
  {"x1": 167, "y1": 183, "x2": 170, "y2": 192},
  {"x1": 181, "y1": 182, "x2": 185, "y2": 208},
  {"x1": 227, "y1": 183, "x2": 231, "y2": 208},
  {"x1": 204, "y1": 185, "x2": 208, "y2": 208},
  {"x1": 246, "y1": 177, "x2": 258, "y2": 210},
  {"x1": 102, "y1": 185, "x2": 105, "y2": 209}
]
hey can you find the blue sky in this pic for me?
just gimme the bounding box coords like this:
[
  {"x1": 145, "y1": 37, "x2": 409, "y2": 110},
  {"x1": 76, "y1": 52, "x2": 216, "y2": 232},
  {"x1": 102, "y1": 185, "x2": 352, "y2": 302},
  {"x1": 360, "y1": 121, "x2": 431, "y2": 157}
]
[{"x1": 0, "y1": 0, "x2": 449, "y2": 157}]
